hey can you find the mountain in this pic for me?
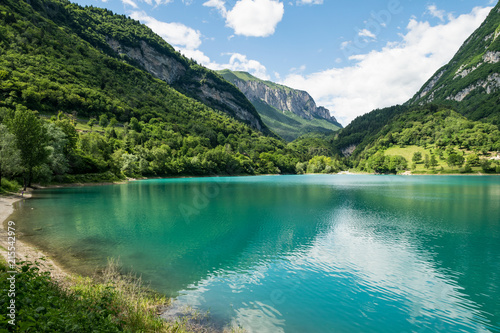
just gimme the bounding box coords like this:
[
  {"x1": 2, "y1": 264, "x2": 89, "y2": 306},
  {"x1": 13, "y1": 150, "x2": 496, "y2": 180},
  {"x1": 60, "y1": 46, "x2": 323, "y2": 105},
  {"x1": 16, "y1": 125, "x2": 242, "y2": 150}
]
[
  {"x1": 335, "y1": 3, "x2": 500, "y2": 160},
  {"x1": 0, "y1": 0, "x2": 348, "y2": 186},
  {"x1": 218, "y1": 69, "x2": 342, "y2": 141},
  {"x1": 11, "y1": 0, "x2": 269, "y2": 134},
  {"x1": 408, "y1": 4, "x2": 500, "y2": 126}
]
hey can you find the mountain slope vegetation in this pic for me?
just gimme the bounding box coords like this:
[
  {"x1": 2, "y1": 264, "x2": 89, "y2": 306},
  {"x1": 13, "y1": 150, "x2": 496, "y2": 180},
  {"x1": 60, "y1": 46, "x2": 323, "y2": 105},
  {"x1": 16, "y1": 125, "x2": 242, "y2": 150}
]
[
  {"x1": 333, "y1": 3, "x2": 500, "y2": 174},
  {"x1": 0, "y1": 0, "x2": 347, "y2": 189},
  {"x1": 408, "y1": 3, "x2": 500, "y2": 126},
  {"x1": 1, "y1": 0, "x2": 269, "y2": 132},
  {"x1": 219, "y1": 69, "x2": 342, "y2": 141}
]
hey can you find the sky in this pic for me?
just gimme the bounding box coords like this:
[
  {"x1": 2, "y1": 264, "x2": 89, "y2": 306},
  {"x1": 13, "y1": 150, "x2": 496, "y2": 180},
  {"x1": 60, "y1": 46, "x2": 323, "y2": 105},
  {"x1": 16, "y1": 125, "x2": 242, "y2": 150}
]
[{"x1": 73, "y1": 0, "x2": 497, "y2": 125}]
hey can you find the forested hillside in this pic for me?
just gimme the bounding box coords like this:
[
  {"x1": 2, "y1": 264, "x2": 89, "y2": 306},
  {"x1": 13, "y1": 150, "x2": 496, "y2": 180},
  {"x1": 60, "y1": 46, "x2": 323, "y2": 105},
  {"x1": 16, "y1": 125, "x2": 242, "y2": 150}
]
[
  {"x1": 408, "y1": 3, "x2": 500, "y2": 125},
  {"x1": 0, "y1": 0, "x2": 346, "y2": 191},
  {"x1": 332, "y1": 3, "x2": 500, "y2": 174}
]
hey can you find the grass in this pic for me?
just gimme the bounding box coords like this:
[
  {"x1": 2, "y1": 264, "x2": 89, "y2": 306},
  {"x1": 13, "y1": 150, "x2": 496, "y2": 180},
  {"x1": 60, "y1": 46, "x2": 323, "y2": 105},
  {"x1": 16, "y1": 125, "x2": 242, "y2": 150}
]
[
  {"x1": 383, "y1": 145, "x2": 488, "y2": 174},
  {"x1": 0, "y1": 258, "x2": 230, "y2": 332}
]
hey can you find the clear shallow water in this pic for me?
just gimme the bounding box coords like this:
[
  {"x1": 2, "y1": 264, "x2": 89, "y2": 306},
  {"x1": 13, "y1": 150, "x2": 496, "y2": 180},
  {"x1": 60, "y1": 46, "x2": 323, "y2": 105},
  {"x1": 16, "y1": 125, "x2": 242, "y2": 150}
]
[{"x1": 12, "y1": 175, "x2": 500, "y2": 332}]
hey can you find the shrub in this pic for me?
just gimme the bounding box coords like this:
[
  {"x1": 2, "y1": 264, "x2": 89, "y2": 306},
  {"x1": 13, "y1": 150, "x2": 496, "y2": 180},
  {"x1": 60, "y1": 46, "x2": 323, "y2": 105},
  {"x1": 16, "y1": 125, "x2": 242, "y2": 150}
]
[{"x1": 0, "y1": 178, "x2": 21, "y2": 193}]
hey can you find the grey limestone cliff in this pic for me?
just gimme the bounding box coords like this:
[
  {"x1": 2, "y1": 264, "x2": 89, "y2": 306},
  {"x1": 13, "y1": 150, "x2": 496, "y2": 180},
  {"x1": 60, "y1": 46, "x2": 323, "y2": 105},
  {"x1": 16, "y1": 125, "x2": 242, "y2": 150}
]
[
  {"x1": 220, "y1": 71, "x2": 340, "y2": 126},
  {"x1": 105, "y1": 38, "x2": 267, "y2": 133}
]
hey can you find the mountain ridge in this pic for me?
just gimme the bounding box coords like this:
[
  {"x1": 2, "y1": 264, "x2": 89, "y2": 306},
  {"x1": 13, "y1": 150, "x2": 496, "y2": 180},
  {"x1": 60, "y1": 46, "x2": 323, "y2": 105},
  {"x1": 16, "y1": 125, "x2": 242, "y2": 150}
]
[
  {"x1": 33, "y1": 0, "x2": 270, "y2": 134},
  {"x1": 407, "y1": 4, "x2": 500, "y2": 126},
  {"x1": 218, "y1": 69, "x2": 342, "y2": 141},
  {"x1": 335, "y1": 2, "x2": 500, "y2": 158}
]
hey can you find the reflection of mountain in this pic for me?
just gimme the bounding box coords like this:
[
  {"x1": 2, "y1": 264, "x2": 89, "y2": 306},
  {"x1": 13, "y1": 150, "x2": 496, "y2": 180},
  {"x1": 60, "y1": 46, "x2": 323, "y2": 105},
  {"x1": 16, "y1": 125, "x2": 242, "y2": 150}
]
[{"x1": 141, "y1": 179, "x2": 337, "y2": 293}]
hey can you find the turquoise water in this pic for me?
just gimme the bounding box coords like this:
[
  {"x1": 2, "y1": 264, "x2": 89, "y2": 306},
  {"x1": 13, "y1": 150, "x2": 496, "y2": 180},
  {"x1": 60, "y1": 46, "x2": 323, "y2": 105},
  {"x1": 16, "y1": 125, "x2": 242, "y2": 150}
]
[{"x1": 13, "y1": 175, "x2": 500, "y2": 332}]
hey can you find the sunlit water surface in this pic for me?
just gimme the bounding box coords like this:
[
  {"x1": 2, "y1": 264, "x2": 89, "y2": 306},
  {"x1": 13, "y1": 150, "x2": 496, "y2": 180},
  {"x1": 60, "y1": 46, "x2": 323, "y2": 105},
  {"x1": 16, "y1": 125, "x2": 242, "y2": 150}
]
[{"x1": 12, "y1": 175, "x2": 500, "y2": 332}]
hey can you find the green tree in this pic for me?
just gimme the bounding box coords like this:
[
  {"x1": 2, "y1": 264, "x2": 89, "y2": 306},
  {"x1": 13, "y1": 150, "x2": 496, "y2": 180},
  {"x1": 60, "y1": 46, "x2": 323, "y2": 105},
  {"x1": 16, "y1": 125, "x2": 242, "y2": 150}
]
[
  {"x1": 44, "y1": 123, "x2": 69, "y2": 176},
  {"x1": 424, "y1": 154, "x2": 430, "y2": 169},
  {"x1": 466, "y1": 153, "x2": 480, "y2": 167},
  {"x1": 88, "y1": 118, "x2": 97, "y2": 131},
  {"x1": 55, "y1": 118, "x2": 78, "y2": 154},
  {"x1": 388, "y1": 155, "x2": 408, "y2": 173},
  {"x1": 430, "y1": 155, "x2": 438, "y2": 168},
  {"x1": 8, "y1": 108, "x2": 49, "y2": 189},
  {"x1": 447, "y1": 153, "x2": 465, "y2": 168},
  {"x1": 99, "y1": 114, "x2": 109, "y2": 128},
  {"x1": 129, "y1": 117, "x2": 142, "y2": 133},
  {"x1": 412, "y1": 152, "x2": 422, "y2": 163},
  {"x1": 0, "y1": 124, "x2": 22, "y2": 186},
  {"x1": 109, "y1": 117, "x2": 118, "y2": 128}
]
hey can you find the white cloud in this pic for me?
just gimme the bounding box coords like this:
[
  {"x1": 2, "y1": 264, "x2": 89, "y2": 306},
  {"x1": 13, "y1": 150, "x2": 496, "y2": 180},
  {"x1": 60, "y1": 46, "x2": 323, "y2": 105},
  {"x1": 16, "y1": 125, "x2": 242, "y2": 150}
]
[
  {"x1": 427, "y1": 4, "x2": 448, "y2": 22},
  {"x1": 227, "y1": 0, "x2": 284, "y2": 37},
  {"x1": 122, "y1": 0, "x2": 138, "y2": 8},
  {"x1": 203, "y1": 0, "x2": 227, "y2": 16},
  {"x1": 204, "y1": 0, "x2": 284, "y2": 37},
  {"x1": 178, "y1": 49, "x2": 270, "y2": 80},
  {"x1": 140, "y1": 0, "x2": 172, "y2": 5},
  {"x1": 358, "y1": 28, "x2": 376, "y2": 39},
  {"x1": 219, "y1": 53, "x2": 270, "y2": 79},
  {"x1": 290, "y1": 65, "x2": 306, "y2": 73},
  {"x1": 296, "y1": 0, "x2": 323, "y2": 5},
  {"x1": 130, "y1": 11, "x2": 202, "y2": 50},
  {"x1": 281, "y1": 6, "x2": 492, "y2": 126}
]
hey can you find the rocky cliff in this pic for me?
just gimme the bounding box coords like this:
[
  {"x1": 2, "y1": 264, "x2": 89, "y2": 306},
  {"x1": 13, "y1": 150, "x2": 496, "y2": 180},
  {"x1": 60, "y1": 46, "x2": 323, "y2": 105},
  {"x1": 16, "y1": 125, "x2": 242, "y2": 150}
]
[
  {"x1": 220, "y1": 70, "x2": 340, "y2": 125},
  {"x1": 104, "y1": 38, "x2": 267, "y2": 133},
  {"x1": 408, "y1": 4, "x2": 500, "y2": 125},
  {"x1": 217, "y1": 70, "x2": 342, "y2": 141}
]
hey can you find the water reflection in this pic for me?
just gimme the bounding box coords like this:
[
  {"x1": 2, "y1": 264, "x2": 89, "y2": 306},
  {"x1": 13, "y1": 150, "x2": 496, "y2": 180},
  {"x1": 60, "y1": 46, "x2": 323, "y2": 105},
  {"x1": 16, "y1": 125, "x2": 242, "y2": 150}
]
[{"x1": 12, "y1": 175, "x2": 500, "y2": 333}]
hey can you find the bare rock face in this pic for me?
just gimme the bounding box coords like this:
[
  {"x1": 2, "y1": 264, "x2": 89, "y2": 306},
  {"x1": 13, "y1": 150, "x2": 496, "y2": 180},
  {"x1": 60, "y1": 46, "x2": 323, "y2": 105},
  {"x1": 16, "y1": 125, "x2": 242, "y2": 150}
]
[
  {"x1": 408, "y1": 3, "x2": 500, "y2": 116},
  {"x1": 447, "y1": 73, "x2": 500, "y2": 102},
  {"x1": 106, "y1": 38, "x2": 266, "y2": 133},
  {"x1": 107, "y1": 38, "x2": 185, "y2": 84},
  {"x1": 230, "y1": 78, "x2": 339, "y2": 125}
]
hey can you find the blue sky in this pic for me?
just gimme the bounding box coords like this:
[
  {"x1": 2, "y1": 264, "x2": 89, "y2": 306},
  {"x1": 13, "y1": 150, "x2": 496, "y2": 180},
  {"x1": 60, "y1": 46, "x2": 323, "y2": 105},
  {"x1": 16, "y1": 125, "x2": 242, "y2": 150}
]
[{"x1": 73, "y1": 0, "x2": 496, "y2": 125}]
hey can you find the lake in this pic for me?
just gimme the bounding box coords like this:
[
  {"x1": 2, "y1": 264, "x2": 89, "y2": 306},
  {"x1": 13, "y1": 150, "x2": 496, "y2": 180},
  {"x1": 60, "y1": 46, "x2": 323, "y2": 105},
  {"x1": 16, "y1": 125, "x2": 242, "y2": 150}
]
[{"x1": 12, "y1": 175, "x2": 500, "y2": 332}]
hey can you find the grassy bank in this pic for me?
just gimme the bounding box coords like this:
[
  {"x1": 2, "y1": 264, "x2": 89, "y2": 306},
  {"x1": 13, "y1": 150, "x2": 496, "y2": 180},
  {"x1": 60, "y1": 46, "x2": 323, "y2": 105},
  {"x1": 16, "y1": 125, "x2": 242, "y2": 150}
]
[{"x1": 0, "y1": 257, "x2": 221, "y2": 332}]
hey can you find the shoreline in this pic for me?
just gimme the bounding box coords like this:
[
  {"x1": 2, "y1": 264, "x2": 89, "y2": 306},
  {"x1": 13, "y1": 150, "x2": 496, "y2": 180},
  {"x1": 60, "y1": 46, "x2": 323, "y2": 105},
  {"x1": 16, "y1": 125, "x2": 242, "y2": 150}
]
[
  {"x1": 0, "y1": 193, "x2": 70, "y2": 283},
  {"x1": 3, "y1": 170, "x2": 495, "y2": 268},
  {"x1": 0, "y1": 191, "x2": 228, "y2": 332},
  {"x1": 34, "y1": 171, "x2": 500, "y2": 190}
]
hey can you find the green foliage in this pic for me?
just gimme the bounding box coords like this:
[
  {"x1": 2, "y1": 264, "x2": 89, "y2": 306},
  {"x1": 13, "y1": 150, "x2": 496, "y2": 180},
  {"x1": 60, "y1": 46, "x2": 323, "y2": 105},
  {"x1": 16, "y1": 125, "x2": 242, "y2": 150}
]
[
  {"x1": 6, "y1": 107, "x2": 50, "y2": 188},
  {"x1": 466, "y1": 153, "x2": 480, "y2": 166},
  {"x1": 430, "y1": 155, "x2": 438, "y2": 168},
  {"x1": 334, "y1": 104, "x2": 408, "y2": 156},
  {"x1": 0, "y1": 178, "x2": 20, "y2": 193},
  {"x1": 87, "y1": 118, "x2": 97, "y2": 131},
  {"x1": 339, "y1": 104, "x2": 500, "y2": 174},
  {"x1": 0, "y1": 259, "x2": 198, "y2": 332},
  {"x1": 0, "y1": 0, "x2": 350, "y2": 185},
  {"x1": 447, "y1": 152, "x2": 465, "y2": 167},
  {"x1": 0, "y1": 260, "x2": 121, "y2": 332},
  {"x1": 306, "y1": 156, "x2": 342, "y2": 174},
  {"x1": 408, "y1": 2, "x2": 500, "y2": 126},
  {"x1": 99, "y1": 114, "x2": 109, "y2": 127},
  {"x1": 412, "y1": 152, "x2": 422, "y2": 163},
  {"x1": 363, "y1": 152, "x2": 408, "y2": 173},
  {"x1": 0, "y1": 124, "x2": 21, "y2": 185}
]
